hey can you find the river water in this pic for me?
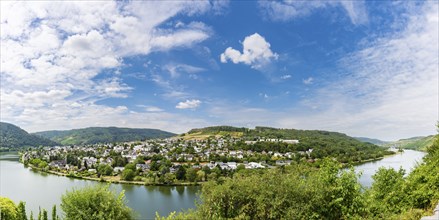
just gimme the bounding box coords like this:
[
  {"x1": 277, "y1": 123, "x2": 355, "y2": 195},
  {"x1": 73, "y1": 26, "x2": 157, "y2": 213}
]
[
  {"x1": 0, "y1": 150, "x2": 426, "y2": 219},
  {"x1": 0, "y1": 152, "x2": 199, "y2": 220},
  {"x1": 355, "y1": 150, "x2": 426, "y2": 187}
]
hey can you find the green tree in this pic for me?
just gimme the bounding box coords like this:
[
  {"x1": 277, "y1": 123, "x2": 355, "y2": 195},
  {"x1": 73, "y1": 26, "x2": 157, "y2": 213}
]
[
  {"x1": 61, "y1": 185, "x2": 135, "y2": 220},
  {"x1": 164, "y1": 173, "x2": 176, "y2": 184},
  {"x1": 150, "y1": 161, "x2": 159, "y2": 171},
  {"x1": 42, "y1": 209, "x2": 48, "y2": 220},
  {"x1": 186, "y1": 168, "x2": 197, "y2": 182},
  {"x1": 176, "y1": 166, "x2": 186, "y2": 180},
  {"x1": 236, "y1": 164, "x2": 245, "y2": 172},
  {"x1": 124, "y1": 163, "x2": 136, "y2": 171},
  {"x1": 197, "y1": 170, "x2": 205, "y2": 182},
  {"x1": 0, "y1": 196, "x2": 18, "y2": 220},
  {"x1": 368, "y1": 167, "x2": 406, "y2": 214},
  {"x1": 121, "y1": 169, "x2": 135, "y2": 181},
  {"x1": 17, "y1": 201, "x2": 27, "y2": 220},
  {"x1": 52, "y1": 205, "x2": 58, "y2": 220},
  {"x1": 97, "y1": 164, "x2": 113, "y2": 176}
]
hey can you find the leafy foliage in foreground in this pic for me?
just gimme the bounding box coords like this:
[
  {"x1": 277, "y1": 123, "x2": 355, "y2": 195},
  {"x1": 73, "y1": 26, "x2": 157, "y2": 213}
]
[
  {"x1": 61, "y1": 185, "x2": 135, "y2": 220},
  {"x1": 0, "y1": 196, "x2": 18, "y2": 219},
  {"x1": 0, "y1": 122, "x2": 57, "y2": 148},
  {"x1": 1, "y1": 185, "x2": 132, "y2": 220},
  {"x1": 34, "y1": 127, "x2": 176, "y2": 145}
]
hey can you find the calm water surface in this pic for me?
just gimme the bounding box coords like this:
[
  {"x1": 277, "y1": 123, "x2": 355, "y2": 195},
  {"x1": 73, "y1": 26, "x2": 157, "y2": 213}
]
[
  {"x1": 0, "y1": 150, "x2": 425, "y2": 219},
  {"x1": 355, "y1": 149, "x2": 426, "y2": 187},
  {"x1": 0, "y1": 152, "x2": 199, "y2": 220}
]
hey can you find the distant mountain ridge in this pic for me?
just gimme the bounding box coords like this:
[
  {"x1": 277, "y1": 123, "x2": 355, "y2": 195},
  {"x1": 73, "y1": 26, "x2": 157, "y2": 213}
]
[
  {"x1": 34, "y1": 127, "x2": 176, "y2": 145},
  {"x1": 354, "y1": 137, "x2": 389, "y2": 146},
  {"x1": 0, "y1": 122, "x2": 57, "y2": 148}
]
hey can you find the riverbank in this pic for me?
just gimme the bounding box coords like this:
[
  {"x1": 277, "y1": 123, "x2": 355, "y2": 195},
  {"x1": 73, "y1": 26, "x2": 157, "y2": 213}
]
[
  {"x1": 24, "y1": 163, "x2": 201, "y2": 187},
  {"x1": 23, "y1": 154, "x2": 393, "y2": 186},
  {"x1": 348, "y1": 152, "x2": 398, "y2": 166}
]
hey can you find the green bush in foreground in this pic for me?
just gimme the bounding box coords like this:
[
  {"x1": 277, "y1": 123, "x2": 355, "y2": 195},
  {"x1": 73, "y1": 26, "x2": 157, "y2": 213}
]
[
  {"x1": 61, "y1": 185, "x2": 135, "y2": 220},
  {"x1": 0, "y1": 196, "x2": 18, "y2": 220}
]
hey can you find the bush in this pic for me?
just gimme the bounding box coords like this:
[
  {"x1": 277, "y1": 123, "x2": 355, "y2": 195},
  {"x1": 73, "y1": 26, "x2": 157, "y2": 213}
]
[
  {"x1": 0, "y1": 196, "x2": 18, "y2": 220},
  {"x1": 61, "y1": 185, "x2": 135, "y2": 220}
]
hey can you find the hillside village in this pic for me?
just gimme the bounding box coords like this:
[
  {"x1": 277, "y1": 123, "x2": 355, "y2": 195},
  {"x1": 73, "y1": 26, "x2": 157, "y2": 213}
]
[{"x1": 21, "y1": 137, "x2": 307, "y2": 182}]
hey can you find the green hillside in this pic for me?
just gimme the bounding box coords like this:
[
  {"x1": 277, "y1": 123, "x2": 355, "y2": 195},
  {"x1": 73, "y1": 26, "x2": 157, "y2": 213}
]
[
  {"x1": 385, "y1": 135, "x2": 435, "y2": 151},
  {"x1": 354, "y1": 137, "x2": 388, "y2": 145},
  {"x1": 182, "y1": 126, "x2": 392, "y2": 163},
  {"x1": 183, "y1": 126, "x2": 246, "y2": 139},
  {"x1": 0, "y1": 122, "x2": 57, "y2": 149},
  {"x1": 34, "y1": 127, "x2": 176, "y2": 145}
]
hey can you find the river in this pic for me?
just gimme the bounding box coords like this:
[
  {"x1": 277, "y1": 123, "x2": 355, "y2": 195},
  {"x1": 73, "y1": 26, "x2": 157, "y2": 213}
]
[
  {"x1": 0, "y1": 152, "x2": 199, "y2": 220},
  {"x1": 355, "y1": 150, "x2": 426, "y2": 187},
  {"x1": 0, "y1": 150, "x2": 426, "y2": 219}
]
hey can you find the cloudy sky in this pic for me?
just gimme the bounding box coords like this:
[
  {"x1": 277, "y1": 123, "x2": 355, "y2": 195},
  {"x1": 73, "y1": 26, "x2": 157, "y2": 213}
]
[{"x1": 1, "y1": 1, "x2": 437, "y2": 141}]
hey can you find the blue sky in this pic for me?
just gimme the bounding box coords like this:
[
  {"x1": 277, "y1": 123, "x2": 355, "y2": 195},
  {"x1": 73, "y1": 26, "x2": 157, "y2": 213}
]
[{"x1": 1, "y1": 1, "x2": 438, "y2": 140}]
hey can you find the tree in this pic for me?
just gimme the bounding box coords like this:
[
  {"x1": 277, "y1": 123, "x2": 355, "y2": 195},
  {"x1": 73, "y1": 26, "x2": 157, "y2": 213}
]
[
  {"x1": 42, "y1": 209, "x2": 48, "y2": 220},
  {"x1": 121, "y1": 169, "x2": 135, "y2": 181},
  {"x1": 17, "y1": 201, "x2": 27, "y2": 220},
  {"x1": 150, "y1": 161, "x2": 159, "y2": 171},
  {"x1": 186, "y1": 168, "x2": 197, "y2": 183},
  {"x1": 124, "y1": 163, "x2": 136, "y2": 171},
  {"x1": 197, "y1": 170, "x2": 205, "y2": 182},
  {"x1": 164, "y1": 173, "x2": 176, "y2": 184},
  {"x1": 52, "y1": 205, "x2": 58, "y2": 220},
  {"x1": 236, "y1": 164, "x2": 246, "y2": 172},
  {"x1": 0, "y1": 196, "x2": 18, "y2": 220},
  {"x1": 176, "y1": 166, "x2": 186, "y2": 180},
  {"x1": 97, "y1": 164, "x2": 113, "y2": 176},
  {"x1": 61, "y1": 185, "x2": 135, "y2": 220}
]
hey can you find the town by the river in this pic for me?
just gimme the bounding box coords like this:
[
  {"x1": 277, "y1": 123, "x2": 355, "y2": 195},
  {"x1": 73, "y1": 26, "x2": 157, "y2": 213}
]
[{"x1": 0, "y1": 150, "x2": 426, "y2": 219}]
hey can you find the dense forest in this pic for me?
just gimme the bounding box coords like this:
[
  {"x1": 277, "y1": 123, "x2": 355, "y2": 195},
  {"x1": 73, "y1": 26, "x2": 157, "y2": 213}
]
[
  {"x1": 33, "y1": 127, "x2": 175, "y2": 145},
  {"x1": 0, "y1": 122, "x2": 57, "y2": 150}
]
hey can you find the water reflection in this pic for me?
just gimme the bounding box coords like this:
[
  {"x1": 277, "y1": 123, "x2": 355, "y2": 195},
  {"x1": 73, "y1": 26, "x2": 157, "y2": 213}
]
[
  {"x1": 176, "y1": 186, "x2": 185, "y2": 195},
  {"x1": 158, "y1": 186, "x2": 172, "y2": 196}
]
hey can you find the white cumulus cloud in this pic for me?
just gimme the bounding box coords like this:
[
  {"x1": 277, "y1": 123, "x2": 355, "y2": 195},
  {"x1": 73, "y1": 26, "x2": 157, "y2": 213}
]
[
  {"x1": 220, "y1": 33, "x2": 278, "y2": 69},
  {"x1": 176, "y1": 99, "x2": 202, "y2": 109}
]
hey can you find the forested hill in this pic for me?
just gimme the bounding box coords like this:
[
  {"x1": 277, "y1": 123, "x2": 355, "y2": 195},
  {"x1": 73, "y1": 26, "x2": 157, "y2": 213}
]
[
  {"x1": 34, "y1": 127, "x2": 176, "y2": 145},
  {"x1": 0, "y1": 122, "x2": 57, "y2": 149},
  {"x1": 183, "y1": 126, "x2": 391, "y2": 163},
  {"x1": 385, "y1": 135, "x2": 435, "y2": 151}
]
